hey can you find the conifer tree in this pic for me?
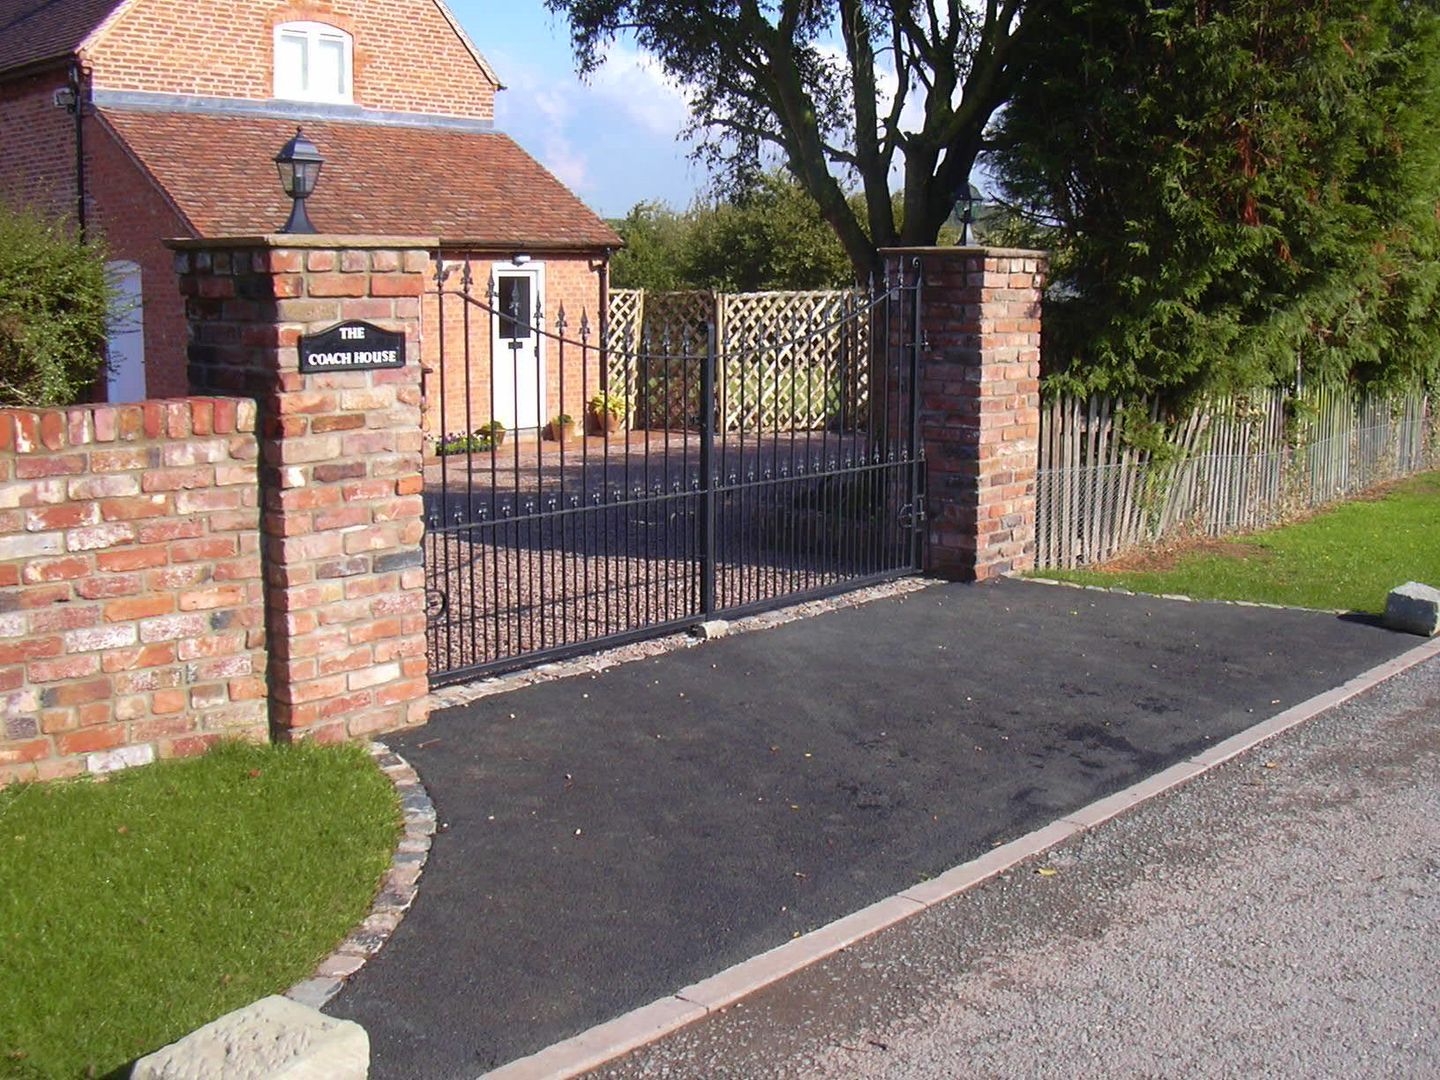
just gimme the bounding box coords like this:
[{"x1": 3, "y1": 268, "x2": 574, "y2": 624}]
[{"x1": 989, "y1": 0, "x2": 1440, "y2": 398}]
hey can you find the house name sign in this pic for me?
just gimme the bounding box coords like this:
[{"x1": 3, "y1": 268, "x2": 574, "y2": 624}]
[{"x1": 298, "y1": 321, "x2": 406, "y2": 374}]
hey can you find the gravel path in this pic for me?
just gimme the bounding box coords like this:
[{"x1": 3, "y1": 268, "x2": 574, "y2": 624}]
[{"x1": 595, "y1": 654, "x2": 1440, "y2": 1079}]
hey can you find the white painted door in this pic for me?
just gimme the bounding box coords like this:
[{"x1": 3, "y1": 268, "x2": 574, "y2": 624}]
[
  {"x1": 106, "y1": 261, "x2": 146, "y2": 402},
  {"x1": 492, "y1": 266, "x2": 543, "y2": 431}
]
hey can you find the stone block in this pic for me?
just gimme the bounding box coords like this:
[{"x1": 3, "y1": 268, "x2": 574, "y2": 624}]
[
  {"x1": 692, "y1": 619, "x2": 730, "y2": 640},
  {"x1": 130, "y1": 995, "x2": 368, "y2": 1079},
  {"x1": 1384, "y1": 581, "x2": 1440, "y2": 637}
]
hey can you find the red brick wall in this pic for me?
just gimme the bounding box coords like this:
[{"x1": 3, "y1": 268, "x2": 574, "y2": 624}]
[
  {"x1": 422, "y1": 254, "x2": 607, "y2": 443},
  {"x1": 0, "y1": 398, "x2": 266, "y2": 785},
  {"x1": 85, "y1": 0, "x2": 498, "y2": 120},
  {"x1": 0, "y1": 72, "x2": 77, "y2": 220},
  {"x1": 885, "y1": 247, "x2": 1043, "y2": 581}
]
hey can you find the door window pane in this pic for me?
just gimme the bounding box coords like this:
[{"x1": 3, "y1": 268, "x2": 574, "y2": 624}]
[{"x1": 498, "y1": 277, "x2": 532, "y2": 341}]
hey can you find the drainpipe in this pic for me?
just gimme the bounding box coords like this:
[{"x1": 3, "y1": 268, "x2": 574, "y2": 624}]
[
  {"x1": 597, "y1": 247, "x2": 612, "y2": 391},
  {"x1": 67, "y1": 60, "x2": 88, "y2": 238}
]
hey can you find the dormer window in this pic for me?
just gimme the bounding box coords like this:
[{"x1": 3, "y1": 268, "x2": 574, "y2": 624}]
[{"x1": 274, "y1": 22, "x2": 353, "y2": 104}]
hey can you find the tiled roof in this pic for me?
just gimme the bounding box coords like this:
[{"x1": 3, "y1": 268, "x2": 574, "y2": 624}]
[
  {"x1": 0, "y1": 0, "x2": 125, "y2": 74},
  {"x1": 100, "y1": 110, "x2": 622, "y2": 249}
]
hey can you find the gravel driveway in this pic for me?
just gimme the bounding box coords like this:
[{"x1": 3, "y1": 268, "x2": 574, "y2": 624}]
[{"x1": 596, "y1": 653, "x2": 1440, "y2": 1079}]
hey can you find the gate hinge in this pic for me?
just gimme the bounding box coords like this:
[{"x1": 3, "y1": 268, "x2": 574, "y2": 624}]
[{"x1": 899, "y1": 495, "x2": 927, "y2": 527}]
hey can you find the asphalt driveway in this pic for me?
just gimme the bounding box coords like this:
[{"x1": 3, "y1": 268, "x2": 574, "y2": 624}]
[{"x1": 326, "y1": 578, "x2": 1414, "y2": 1078}]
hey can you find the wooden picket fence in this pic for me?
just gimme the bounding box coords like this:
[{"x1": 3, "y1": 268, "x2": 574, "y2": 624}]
[
  {"x1": 605, "y1": 288, "x2": 869, "y2": 432},
  {"x1": 1036, "y1": 386, "x2": 1436, "y2": 569}
]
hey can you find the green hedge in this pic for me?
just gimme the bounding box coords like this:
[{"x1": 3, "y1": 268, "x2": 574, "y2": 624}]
[{"x1": 0, "y1": 205, "x2": 112, "y2": 407}]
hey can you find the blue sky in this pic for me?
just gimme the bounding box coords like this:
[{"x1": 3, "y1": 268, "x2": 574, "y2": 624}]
[{"x1": 447, "y1": 0, "x2": 705, "y2": 218}]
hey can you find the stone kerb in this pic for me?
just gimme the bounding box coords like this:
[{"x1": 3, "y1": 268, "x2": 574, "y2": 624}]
[
  {"x1": 884, "y1": 247, "x2": 1043, "y2": 581},
  {"x1": 172, "y1": 235, "x2": 433, "y2": 744}
]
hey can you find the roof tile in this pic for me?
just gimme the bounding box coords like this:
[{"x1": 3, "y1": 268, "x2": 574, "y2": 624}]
[
  {"x1": 0, "y1": 0, "x2": 125, "y2": 75},
  {"x1": 100, "y1": 110, "x2": 621, "y2": 249}
]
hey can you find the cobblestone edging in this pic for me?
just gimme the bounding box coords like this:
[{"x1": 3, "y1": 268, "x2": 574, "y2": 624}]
[
  {"x1": 284, "y1": 742, "x2": 436, "y2": 1010},
  {"x1": 430, "y1": 576, "x2": 939, "y2": 711},
  {"x1": 1020, "y1": 574, "x2": 1348, "y2": 615}
]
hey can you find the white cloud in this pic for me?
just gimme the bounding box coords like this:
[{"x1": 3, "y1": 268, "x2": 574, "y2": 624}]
[
  {"x1": 588, "y1": 44, "x2": 692, "y2": 139},
  {"x1": 483, "y1": 42, "x2": 705, "y2": 213},
  {"x1": 539, "y1": 134, "x2": 591, "y2": 192},
  {"x1": 488, "y1": 50, "x2": 594, "y2": 194}
]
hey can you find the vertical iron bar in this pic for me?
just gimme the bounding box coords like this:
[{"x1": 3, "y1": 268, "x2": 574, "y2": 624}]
[
  {"x1": 683, "y1": 316, "x2": 694, "y2": 617},
  {"x1": 462, "y1": 262, "x2": 479, "y2": 663},
  {"x1": 535, "y1": 294, "x2": 547, "y2": 653},
  {"x1": 433, "y1": 258, "x2": 448, "y2": 673},
  {"x1": 908, "y1": 261, "x2": 924, "y2": 571},
  {"x1": 486, "y1": 269, "x2": 504, "y2": 659},
  {"x1": 624, "y1": 336, "x2": 635, "y2": 632},
  {"x1": 701, "y1": 322, "x2": 717, "y2": 616},
  {"x1": 581, "y1": 315, "x2": 594, "y2": 640},
  {"x1": 556, "y1": 309, "x2": 568, "y2": 646}
]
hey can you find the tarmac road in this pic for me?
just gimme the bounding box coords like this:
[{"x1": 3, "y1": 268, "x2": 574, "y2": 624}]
[{"x1": 595, "y1": 652, "x2": 1440, "y2": 1079}]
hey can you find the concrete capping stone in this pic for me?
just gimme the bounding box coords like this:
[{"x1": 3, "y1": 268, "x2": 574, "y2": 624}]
[
  {"x1": 283, "y1": 740, "x2": 435, "y2": 1010},
  {"x1": 878, "y1": 244, "x2": 1047, "y2": 260},
  {"x1": 130, "y1": 995, "x2": 367, "y2": 1079},
  {"x1": 476, "y1": 631, "x2": 1440, "y2": 1080}
]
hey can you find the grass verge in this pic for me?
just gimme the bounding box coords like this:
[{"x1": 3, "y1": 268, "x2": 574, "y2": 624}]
[
  {"x1": 0, "y1": 740, "x2": 400, "y2": 1079},
  {"x1": 1031, "y1": 469, "x2": 1440, "y2": 614}
]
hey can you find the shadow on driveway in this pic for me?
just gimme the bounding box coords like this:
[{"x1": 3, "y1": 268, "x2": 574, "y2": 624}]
[{"x1": 327, "y1": 579, "x2": 1413, "y2": 1078}]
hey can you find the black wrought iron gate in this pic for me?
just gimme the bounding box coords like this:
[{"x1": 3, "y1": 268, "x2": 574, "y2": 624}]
[{"x1": 424, "y1": 258, "x2": 925, "y2": 686}]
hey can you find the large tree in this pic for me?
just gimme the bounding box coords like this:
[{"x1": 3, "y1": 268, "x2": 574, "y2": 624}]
[
  {"x1": 549, "y1": 0, "x2": 1047, "y2": 278},
  {"x1": 988, "y1": 0, "x2": 1440, "y2": 398}
]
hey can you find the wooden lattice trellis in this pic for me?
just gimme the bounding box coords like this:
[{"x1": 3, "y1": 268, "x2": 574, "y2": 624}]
[
  {"x1": 603, "y1": 288, "x2": 870, "y2": 433},
  {"x1": 718, "y1": 290, "x2": 868, "y2": 432},
  {"x1": 604, "y1": 288, "x2": 643, "y2": 403}
]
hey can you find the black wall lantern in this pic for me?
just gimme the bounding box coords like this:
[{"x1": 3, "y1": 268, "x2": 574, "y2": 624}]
[
  {"x1": 274, "y1": 127, "x2": 324, "y2": 234},
  {"x1": 955, "y1": 181, "x2": 981, "y2": 246}
]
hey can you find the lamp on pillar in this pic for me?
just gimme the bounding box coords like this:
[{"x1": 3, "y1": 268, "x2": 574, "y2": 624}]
[
  {"x1": 274, "y1": 127, "x2": 324, "y2": 234},
  {"x1": 954, "y1": 182, "x2": 981, "y2": 246}
]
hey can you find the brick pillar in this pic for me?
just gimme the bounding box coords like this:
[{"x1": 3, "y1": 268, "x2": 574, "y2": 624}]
[
  {"x1": 172, "y1": 235, "x2": 434, "y2": 742},
  {"x1": 884, "y1": 247, "x2": 1044, "y2": 581}
]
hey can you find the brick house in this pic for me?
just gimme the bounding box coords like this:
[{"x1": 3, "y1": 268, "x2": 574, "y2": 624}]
[{"x1": 0, "y1": 0, "x2": 620, "y2": 436}]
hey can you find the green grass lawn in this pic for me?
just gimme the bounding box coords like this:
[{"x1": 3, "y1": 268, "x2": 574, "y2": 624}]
[
  {"x1": 1033, "y1": 469, "x2": 1440, "y2": 613},
  {"x1": 0, "y1": 741, "x2": 400, "y2": 1079}
]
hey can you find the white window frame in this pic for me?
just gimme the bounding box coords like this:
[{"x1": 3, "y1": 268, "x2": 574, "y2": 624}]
[{"x1": 273, "y1": 21, "x2": 354, "y2": 104}]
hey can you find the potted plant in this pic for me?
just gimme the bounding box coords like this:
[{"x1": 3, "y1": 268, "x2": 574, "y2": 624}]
[
  {"x1": 478, "y1": 419, "x2": 506, "y2": 448},
  {"x1": 589, "y1": 391, "x2": 627, "y2": 434},
  {"x1": 547, "y1": 413, "x2": 576, "y2": 442},
  {"x1": 435, "y1": 420, "x2": 505, "y2": 455}
]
